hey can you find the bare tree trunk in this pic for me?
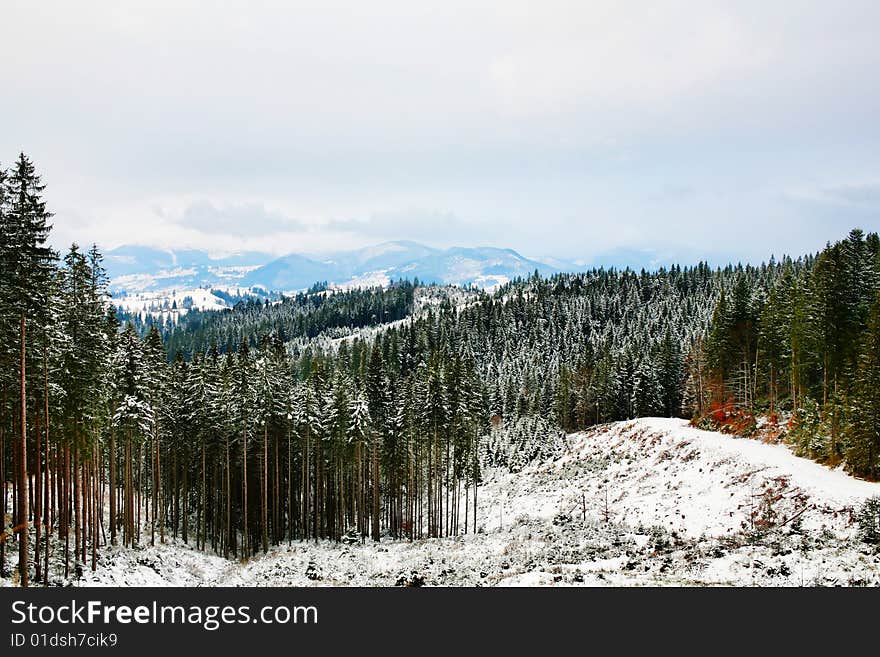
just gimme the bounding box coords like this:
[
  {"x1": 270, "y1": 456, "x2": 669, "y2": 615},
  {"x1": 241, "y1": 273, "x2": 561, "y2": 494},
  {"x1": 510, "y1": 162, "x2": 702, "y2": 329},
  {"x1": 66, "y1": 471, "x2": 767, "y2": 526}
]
[
  {"x1": 1, "y1": 399, "x2": 6, "y2": 579},
  {"x1": 73, "y1": 436, "x2": 81, "y2": 564},
  {"x1": 473, "y1": 439, "x2": 478, "y2": 535},
  {"x1": 81, "y1": 458, "x2": 88, "y2": 565},
  {"x1": 769, "y1": 364, "x2": 775, "y2": 415},
  {"x1": 199, "y1": 442, "x2": 205, "y2": 550},
  {"x1": 242, "y1": 430, "x2": 248, "y2": 560},
  {"x1": 262, "y1": 424, "x2": 268, "y2": 553},
  {"x1": 355, "y1": 443, "x2": 362, "y2": 538},
  {"x1": 136, "y1": 443, "x2": 142, "y2": 546},
  {"x1": 151, "y1": 435, "x2": 156, "y2": 547},
  {"x1": 91, "y1": 447, "x2": 97, "y2": 571},
  {"x1": 43, "y1": 436, "x2": 50, "y2": 585},
  {"x1": 314, "y1": 433, "x2": 321, "y2": 543},
  {"x1": 158, "y1": 433, "x2": 164, "y2": 544},
  {"x1": 303, "y1": 431, "x2": 309, "y2": 541},
  {"x1": 63, "y1": 442, "x2": 70, "y2": 576},
  {"x1": 225, "y1": 436, "x2": 231, "y2": 558},
  {"x1": 109, "y1": 428, "x2": 116, "y2": 546},
  {"x1": 182, "y1": 445, "x2": 188, "y2": 543},
  {"x1": 287, "y1": 430, "x2": 292, "y2": 542},
  {"x1": 371, "y1": 433, "x2": 380, "y2": 541},
  {"x1": 34, "y1": 395, "x2": 42, "y2": 583},
  {"x1": 18, "y1": 312, "x2": 29, "y2": 587}
]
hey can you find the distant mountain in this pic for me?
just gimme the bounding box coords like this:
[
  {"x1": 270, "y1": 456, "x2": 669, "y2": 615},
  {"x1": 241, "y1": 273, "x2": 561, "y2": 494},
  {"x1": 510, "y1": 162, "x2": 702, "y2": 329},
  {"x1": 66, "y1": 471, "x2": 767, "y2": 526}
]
[
  {"x1": 105, "y1": 240, "x2": 571, "y2": 295},
  {"x1": 104, "y1": 246, "x2": 272, "y2": 293},
  {"x1": 237, "y1": 253, "x2": 337, "y2": 292},
  {"x1": 241, "y1": 241, "x2": 559, "y2": 291}
]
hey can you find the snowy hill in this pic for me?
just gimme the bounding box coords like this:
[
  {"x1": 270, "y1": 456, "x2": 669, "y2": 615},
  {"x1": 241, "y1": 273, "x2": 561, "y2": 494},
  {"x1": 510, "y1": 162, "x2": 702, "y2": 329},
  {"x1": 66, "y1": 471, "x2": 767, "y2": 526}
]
[
  {"x1": 110, "y1": 286, "x2": 268, "y2": 323},
  {"x1": 68, "y1": 419, "x2": 880, "y2": 587}
]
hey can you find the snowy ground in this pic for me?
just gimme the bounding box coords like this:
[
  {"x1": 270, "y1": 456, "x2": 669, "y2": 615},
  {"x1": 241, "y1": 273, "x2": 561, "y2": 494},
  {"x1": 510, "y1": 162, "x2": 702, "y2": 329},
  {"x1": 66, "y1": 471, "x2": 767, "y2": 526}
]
[{"x1": 7, "y1": 419, "x2": 880, "y2": 587}]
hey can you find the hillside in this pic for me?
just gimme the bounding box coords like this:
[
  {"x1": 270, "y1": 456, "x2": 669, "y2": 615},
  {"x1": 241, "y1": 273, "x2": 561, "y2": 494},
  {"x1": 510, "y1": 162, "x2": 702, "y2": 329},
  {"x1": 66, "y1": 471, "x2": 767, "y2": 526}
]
[{"x1": 65, "y1": 419, "x2": 880, "y2": 587}]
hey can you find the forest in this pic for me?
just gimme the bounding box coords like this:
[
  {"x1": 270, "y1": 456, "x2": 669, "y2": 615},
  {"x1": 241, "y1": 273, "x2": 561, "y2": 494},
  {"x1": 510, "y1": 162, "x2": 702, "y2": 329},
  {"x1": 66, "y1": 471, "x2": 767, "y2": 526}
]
[{"x1": 2, "y1": 153, "x2": 879, "y2": 586}]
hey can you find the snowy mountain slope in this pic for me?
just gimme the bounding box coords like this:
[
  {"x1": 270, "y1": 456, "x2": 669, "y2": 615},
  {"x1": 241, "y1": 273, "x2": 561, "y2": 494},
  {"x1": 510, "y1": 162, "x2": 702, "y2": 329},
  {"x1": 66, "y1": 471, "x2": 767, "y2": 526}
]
[
  {"x1": 496, "y1": 418, "x2": 877, "y2": 539},
  {"x1": 63, "y1": 419, "x2": 880, "y2": 587},
  {"x1": 111, "y1": 285, "x2": 268, "y2": 323}
]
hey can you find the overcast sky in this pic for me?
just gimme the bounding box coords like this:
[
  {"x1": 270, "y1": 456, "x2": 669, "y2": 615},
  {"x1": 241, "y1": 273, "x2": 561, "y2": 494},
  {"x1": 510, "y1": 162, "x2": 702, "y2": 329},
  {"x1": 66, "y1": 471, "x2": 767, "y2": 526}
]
[{"x1": 2, "y1": 1, "x2": 879, "y2": 265}]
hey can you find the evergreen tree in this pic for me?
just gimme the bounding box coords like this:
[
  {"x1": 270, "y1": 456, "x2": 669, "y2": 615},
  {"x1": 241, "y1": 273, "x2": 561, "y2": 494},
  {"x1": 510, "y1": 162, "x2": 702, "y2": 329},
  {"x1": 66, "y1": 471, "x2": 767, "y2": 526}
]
[
  {"x1": 846, "y1": 294, "x2": 880, "y2": 477},
  {"x1": 0, "y1": 154, "x2": 57, "y2": 586}
]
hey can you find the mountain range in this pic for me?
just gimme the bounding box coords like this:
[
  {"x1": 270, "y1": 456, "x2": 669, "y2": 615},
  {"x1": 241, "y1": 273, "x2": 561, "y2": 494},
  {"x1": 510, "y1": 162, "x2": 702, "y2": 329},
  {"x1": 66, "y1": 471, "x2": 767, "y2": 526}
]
[{"x1": 104, "y1": 241, "x2": 574, "y2": 294}]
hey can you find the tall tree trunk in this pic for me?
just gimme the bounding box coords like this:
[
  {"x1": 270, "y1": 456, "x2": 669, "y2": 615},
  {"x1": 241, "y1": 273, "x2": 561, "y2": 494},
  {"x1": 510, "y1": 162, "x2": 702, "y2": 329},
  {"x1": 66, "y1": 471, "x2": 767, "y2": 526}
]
[
  {"x1": 242, "y1": 429, "x2": 248, "y2": 560},
  {"x1": 34, "y1": 397, "x2": 42, "y2": 582},
  {"x1": 314, "y1": 434, "x2": 320, "y2": 543},
  {"x1": 355, "y1": 443, "x2": 362, "y2": 539},
  {"x1": 182, "y1": 446, "x2": 188, "y2": 544},
  {"x1": 769, "y1": 364, "x2": 775, "y2": 415},
  {"x1": 371, "y1": 432, "x2": 380, "y2": 541},
  {"x1": 136, "y1": 444, "x2": 142, "y2": 546},
  {"x1": 109, "y1": 428, "x2": 116, "y2": 546},
  {"x1": 303, "y1": 430, "x2": 309, "y2": 541},
  {"x1": 91, "y1": 445, "x2": 98, "y2": 571},
  {"x1": 473, "y1": 438, "x2": 478, "y2": 535},
  {"x1": 158, "y1": 432, "x2": 164, "y2": 545},
  {"x1": 262, "y1": 423, "x2": 268, "y2": 553},
  {"x1": 18, "y1": 312, "x2": 29, "y2": 587},
  {"x1": 73, "y1": 437, "x2": 80, "y2": 563},
  {"x1": 43, "y1": 436, "x2": 50, "y2": 585},
  {"x1": 1, "y1": 400, "x2": 6, "y2": 579},
  {"x1": 287, "y1": 430, "x2": 292, "y2": 543},
  {"x1": 63, "y1": 442, "x2": 70, "y2": 576},
  {"x1": 199, "y1": 442, "x2": 205, "y2": 551},
  {"x1": 151, "y1": 435, "x2": 157, "y2": 547}
]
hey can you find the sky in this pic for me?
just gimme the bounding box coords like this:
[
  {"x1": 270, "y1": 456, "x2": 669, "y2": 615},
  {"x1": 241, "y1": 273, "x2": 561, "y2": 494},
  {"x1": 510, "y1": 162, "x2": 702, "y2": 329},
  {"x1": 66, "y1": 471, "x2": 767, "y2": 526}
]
[{"x1": 2, "y1": 0, "x2": 880, "y2": 267}]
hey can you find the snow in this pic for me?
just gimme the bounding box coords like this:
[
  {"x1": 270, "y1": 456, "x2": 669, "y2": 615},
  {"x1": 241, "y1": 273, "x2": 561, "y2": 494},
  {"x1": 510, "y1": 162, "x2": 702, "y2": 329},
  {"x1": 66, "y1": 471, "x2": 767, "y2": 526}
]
[
  {"x1": 471, "y1": 274, "x2": 510, "y2": 292},
  {"x1": 112, "y1": 285, "x2": 259, "y2": 322},
  {"x1": 207, "y1": 265, "x2": 261, "y2": 279},
  {"x1": 112, "y1": 267, "x2": 198, "y2": 293},
  {"x1": 551, "y1": 418, "x2": 878, "y2": 539},
  {"x1": 328, "y1": 269, "x2": 392, "y2": 292},
  {"x1": 7, "y1": 419, "x2": 877, "y2": 587}
]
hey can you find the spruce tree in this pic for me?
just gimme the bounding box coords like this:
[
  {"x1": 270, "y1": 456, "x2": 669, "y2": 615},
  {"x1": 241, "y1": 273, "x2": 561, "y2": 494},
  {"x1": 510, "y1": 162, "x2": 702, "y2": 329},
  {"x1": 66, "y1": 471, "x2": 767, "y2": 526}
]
[{"x1": 0, "y1": 154, "x2": 56, "y2": 587}]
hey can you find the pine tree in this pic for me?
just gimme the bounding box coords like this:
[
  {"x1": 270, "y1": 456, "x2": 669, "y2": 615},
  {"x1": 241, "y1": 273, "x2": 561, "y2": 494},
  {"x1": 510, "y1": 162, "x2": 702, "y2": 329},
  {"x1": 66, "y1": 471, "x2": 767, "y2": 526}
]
[{"x1": 0, "y1": 154, "x2": 57, "y2": 587}]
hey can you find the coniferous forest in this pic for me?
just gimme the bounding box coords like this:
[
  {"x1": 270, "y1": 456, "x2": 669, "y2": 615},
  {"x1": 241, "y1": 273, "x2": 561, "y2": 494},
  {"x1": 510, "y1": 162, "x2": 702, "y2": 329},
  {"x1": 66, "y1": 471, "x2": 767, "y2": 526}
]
[{"x1": 2, "y1": 153, "x2": 880, "y2": 586}]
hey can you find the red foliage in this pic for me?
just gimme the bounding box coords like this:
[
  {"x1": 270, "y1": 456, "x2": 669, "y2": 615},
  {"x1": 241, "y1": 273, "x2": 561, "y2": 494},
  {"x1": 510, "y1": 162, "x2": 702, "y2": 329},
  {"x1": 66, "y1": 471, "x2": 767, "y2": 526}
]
[
  {"x1": 709, "y1": 397, "x2": 736, "y2": 424},
  {"x1": 698, "y1": 397, "x2": 757, "y2": 437}
]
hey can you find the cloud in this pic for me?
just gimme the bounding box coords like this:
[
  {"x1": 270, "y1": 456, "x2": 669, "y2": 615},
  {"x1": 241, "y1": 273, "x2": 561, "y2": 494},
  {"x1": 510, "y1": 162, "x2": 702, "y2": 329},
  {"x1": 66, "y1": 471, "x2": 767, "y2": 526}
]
[
  {"x1": 485, "y1": 3, "x2": 769, "y2": 120},
  {"x1": 817, "y1": 182, "x2": 880, "y2": 208},
  {"x1": 177, "y1": 201, "x2": 305, "y2": 236},
  {"x1": 4, "y1": 1, "x2": 880, "y2": 265},
  {"x1": 784, "y1": 181, "x2": 880, "y2": 209},
  {"x1": 327, "y1": 210, "x2": 496, "y2": 245}
]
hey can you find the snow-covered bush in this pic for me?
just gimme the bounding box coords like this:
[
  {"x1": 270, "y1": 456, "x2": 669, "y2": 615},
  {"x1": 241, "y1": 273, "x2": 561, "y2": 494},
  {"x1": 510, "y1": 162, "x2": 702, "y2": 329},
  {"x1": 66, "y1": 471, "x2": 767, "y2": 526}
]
[{"x1": 788, "y1": 398, "x2": 827, "y2": 459}]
